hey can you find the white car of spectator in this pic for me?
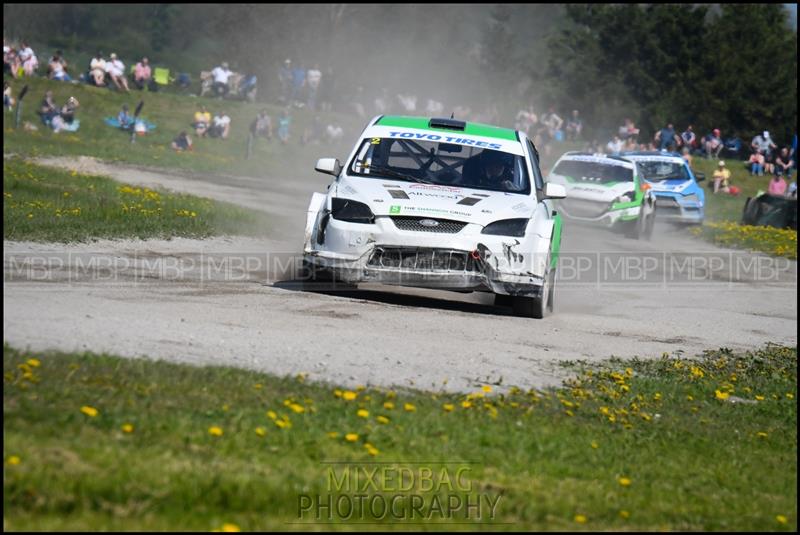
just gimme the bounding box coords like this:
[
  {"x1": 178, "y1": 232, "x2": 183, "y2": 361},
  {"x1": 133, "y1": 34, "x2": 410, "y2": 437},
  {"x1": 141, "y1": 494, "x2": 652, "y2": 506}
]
[{"x1": 302, "y1": 115, "x2": 566, "y2": 318}]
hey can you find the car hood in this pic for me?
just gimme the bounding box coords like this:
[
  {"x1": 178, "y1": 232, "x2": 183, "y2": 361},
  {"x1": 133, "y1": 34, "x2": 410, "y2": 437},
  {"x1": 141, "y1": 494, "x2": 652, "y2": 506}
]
[
  {"x1": 335, "y1": 175, "x2": 535, "y2": 226},
  {"x1": 548, "y1": 173, "x2": 634, "y2": 202},
  {"x1": 645, "y1": 178, "x2": 698, "y2": 194}
]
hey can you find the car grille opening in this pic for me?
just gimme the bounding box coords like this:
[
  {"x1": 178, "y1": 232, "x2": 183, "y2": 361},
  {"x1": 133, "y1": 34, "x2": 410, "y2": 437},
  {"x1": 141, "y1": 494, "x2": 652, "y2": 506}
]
[
  {"x1": 367, "y1": 247, "x2": 482, "y2": 273},
  {"x1": 390, "y1": 217, "x2": 467, "y2": 233}
]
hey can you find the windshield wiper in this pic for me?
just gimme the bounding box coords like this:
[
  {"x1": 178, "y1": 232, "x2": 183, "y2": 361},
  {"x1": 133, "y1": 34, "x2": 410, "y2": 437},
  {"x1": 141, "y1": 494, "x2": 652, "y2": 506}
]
[{"x1": 361, "y1": 164, "x2": 434, "y2": 184}]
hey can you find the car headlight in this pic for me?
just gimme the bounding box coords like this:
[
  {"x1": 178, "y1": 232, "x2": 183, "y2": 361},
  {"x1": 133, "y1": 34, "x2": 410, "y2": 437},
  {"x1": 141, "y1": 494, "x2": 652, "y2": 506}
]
[
  {"x1": 331, "y1": 198, "x2": 375, "y2": 224},
  {"x1": 682, "y1": 193, "x2": 701, "y2": 204},
  {"x1": 481, "y1": 218, "x2": 529, "y2": 237},
  {"x1": 614, "y1": 191, "x2": 636, "y2": 204}
]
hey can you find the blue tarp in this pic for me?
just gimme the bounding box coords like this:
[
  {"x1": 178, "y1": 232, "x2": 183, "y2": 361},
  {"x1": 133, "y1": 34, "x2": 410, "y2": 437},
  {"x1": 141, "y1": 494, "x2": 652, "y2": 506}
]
[{"x1": 104, "y1": 117, "x2": 157, "y2": 131}]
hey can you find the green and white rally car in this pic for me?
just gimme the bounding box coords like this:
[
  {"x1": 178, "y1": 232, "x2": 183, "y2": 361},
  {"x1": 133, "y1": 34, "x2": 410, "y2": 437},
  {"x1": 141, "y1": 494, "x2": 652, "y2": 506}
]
[
  {"x1": 303, "y1": 115, "x2": 566, "y2": 318},
  {"x1": 547, "y1": 152, "x2": 657, "y2": 239}
]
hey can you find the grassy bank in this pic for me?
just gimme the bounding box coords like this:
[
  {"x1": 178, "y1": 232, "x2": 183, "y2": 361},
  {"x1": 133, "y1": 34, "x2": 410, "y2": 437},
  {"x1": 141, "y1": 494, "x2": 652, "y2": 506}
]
[
  {"x1": 691, "y1": 221, "x2": 797, "y2": 260},
  {"x1": 3, "y1": 344, "x2": 796, "y2": 531},
  {"x1": 3, "y1": 158, "x2": 269, "y2": 242}
]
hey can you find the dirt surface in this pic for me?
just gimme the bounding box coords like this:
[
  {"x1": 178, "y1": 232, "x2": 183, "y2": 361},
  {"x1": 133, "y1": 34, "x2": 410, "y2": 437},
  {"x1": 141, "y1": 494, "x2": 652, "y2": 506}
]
[{"x1": 4, "y1": 156, "x2": 797, "y2": 392}]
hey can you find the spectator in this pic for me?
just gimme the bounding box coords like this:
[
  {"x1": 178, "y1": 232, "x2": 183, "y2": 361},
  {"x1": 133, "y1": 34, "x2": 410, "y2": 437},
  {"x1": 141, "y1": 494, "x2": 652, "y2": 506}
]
[
  {"x1": 306, "y1": 63, "x2": 322, "y2": 111},
  {"x1": 655, "y1": 122, "x2": 681, "y2": 151},
  {"x1": 748, "y1": 150, "x2": 765, "y2": 176},
  {"x1": 18, "y1": 41, "x2": 38, "y2": 76},
  {"x1": 751, "y1": 130, "x2": 777, "y2": 158},
  {"x1": 48, "y1": 52, "x2": 70, "y2": 81},
  {"x1": 209, "y1": 111, "x2": 231, "y2": 139},
  {"x1": 704, "y1": 128, "x2": 724, "y2": 159},
  {"x1": 606, "y1": 135, "x2": 624, "y2": 154},
  {"x1": 117, "y1": 104, "x2": 133, "y2": 130},
  {"x1": 623, "y1": 137, "x2": 637, "y2": 152},
  {"x1": 133, "y1": 57, "x2": 155, "y2": 91},
  {"x1": 325, "y1": 123, "x2": 344, "y2": 143},
  {"x1": 277, "y1": 109, "x2": 291, "y2": 144},
  {"x1": 171, "y1": 131, "x2": 193, "y2": 152},
  {"x1": 712, "y1": 160, "x2": 731, "y2": 194},
  {"x1": 249, "y1": 109, "x2": 272, "y2": 140},
  {"x1": 291, "y1": 62, "x2": 306, "y2": 107},
  {"x1": 4, "y1": 47, "x2": 21, "y2": 78},
  {"x1": 37, "y1": 90, "x2": 58, "y2": 124},
  {"x1": 541, "y1": 106, "x2": 564, "y2": 141},
  {"x1": 105, "y1": 53, "x2": 130, "y2": 92},
  {"x1": 211, "y1": 61, "x2": 233, "y2": 98},
  {"x1": 3, "y1": 82, "x2": 14, "y2": 111},
  {"x1": 565, "y1": 109, "x2": 583, "y2": 141},
  {"x1": 89, "y1": 52, "x2": 107, "y2": 86},
  {"x1": 775, "y1": 147, "x2": 794, "y2": 179},
  {"x1": 768, "y1": 170, "x2": 788, "y2": 196},
  {"x1": 60, "y1": 96, "x2": 79, "y2": 124},
  {"x1": 374, "y1": 87, "x2": 390, "y2": 115},
  {"x1": 278, "y1": 59, "x2": 293, "y2": 105},
  {"x1": 193, "y1": 105, "x2": 211, "y2": 137},
  {"x1": 619, "y1": 118, "x2": 640, "y2": 140},
  {"x1": 319, "y1": 65, "x2": 336, "y2": 112},
  {"x1": 788, "y1": 181, "x2": 797, "y2": 198},
  {"x1": 425, "y1": 98, "x2": 444, "y2": 116},
  {"x1": 680, "y1": 125, "x2": 696, "y2": 149},
  {"x1": 681, "y1": 146, "x2": 693, "y2": 167}
]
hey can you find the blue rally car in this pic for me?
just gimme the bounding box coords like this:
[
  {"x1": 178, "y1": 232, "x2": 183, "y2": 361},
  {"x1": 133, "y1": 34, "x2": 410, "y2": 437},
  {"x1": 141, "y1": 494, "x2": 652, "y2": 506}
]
[{"x1": 620, "y1": 151, "x2": 705, "y2": 224}]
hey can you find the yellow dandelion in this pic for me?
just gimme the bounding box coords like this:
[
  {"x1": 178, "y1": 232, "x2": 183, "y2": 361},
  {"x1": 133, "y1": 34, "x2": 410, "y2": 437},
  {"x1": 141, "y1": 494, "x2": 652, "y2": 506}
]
[
  {"x1": 686, "y1": 395, "x2": 694, "y2": 401},
  {"x1": 80, "y1": 406, "x2": 99, "y2": 418},
  {"x1": 565, "y1": 410, "x2": 574, "y2": 417},
  {"x1": 342, "y1": 391, "x2": 357, "y2": 401},
  {"x1": 443, "y1": 403, "x2": 454, "y2": 412},
  {"x1": 404, "y1": 403, "x2": 416, "y2": 412},
  {"x1": 461, "y1": 400, "x2": 472, "y2": 409},
  {"x1": 334, "y1": 389, "x2": 343, "y2": 398},
  {"x1": 776, "y1": 515, "x2": 788, "y2": 525},
  {"x1": 787, "y1": 393, "x2": 794, "y2": 400},
  {"x1": 619, "y1": 510, "x2": 630, "y2": 519},
  {"x1": 327, "y1": 431, "x2": 340, "y2": 439},
  {"x1": 26, "y1": 358, "x2": 41, "y2": 367},
  {"x1": 345, "y1": 433, "x2": 358, "y2": 442},
  {"x1": 653, "y1": 392, "x2": 661, "y2": 401},
  {"x1": 618, "y1": 476, "x2": 632, "y2": 487},
  {"x1": 274, "y1": 419, "x2": 291, "y2": 429},
  {"x1": 691, "y1": 366, "x2": 705, "y2": 378},
  {"x1": 574, "y1": 514, "x2": 587, "y2": 524},
  {"x1": 208, "y1": 426, "x2": 223, "y2": 436},
  {"x1": 383, "y1": 401, "x2": 395, "y2": 410},
  {"x1": 715, "y1": 390, "x2": 730, "y2": 401},
  {"x1": 221, "y1": 523, "x2": 240, "y2": 532},
  {"x1": 357, "y1": 409, "x2": 369, "y2": 418},
  {"x1": 482, "y1": 385, "x2": 492, "y2": 393},
  {"x1": 756, "y1": 432, "x2": 768, "y2": 438},
  {"x1": 365, "y1": 443, "x2": 379, "y2": 456},
  {"x1": 755, "y1": 395, "x2": 765, "y2": 401},
  {"x1": 376, "y1": 415, "x2": 390, "y2": 425},
  {"x1": 253, "y1": 383, "x2": 263, "y2": 390},
  {"x1": 255, "y1": 427, "x2": 267, "y2": 437},
  {"x1": 289, "y1": 403, "x2": 305, "y2": 414},
  {"x1": 266, "y1": 410, "x2": 277, "y2": 420},
  {"x1": 6, "y1": 456, "x2": 21, "y2": 466},
  {"x1": 590, "y1": 440, "x2": 599, "y2": 449},
  {"x1": 121, "y1": 423, "x2": 134, "y2": 433}
]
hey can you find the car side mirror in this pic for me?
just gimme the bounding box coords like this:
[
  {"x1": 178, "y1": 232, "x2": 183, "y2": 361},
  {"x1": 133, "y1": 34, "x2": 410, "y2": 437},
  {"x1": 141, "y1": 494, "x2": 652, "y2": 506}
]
[
  {"x1": 544, "y1": 182, "x2": 567, "y2": 199},
  {"x1": 315, "y1": 158, "x2": 341, "y2": 177},
  {"x1": 694, "y1": 171, "x2": 705, "y2": 182}
]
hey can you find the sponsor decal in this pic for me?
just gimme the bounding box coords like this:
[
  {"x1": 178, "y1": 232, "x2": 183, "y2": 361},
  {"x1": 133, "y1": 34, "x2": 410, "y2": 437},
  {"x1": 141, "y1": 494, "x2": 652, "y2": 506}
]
[
  {"x1": 387, "y1": 131, "x2": 503, "y2": 150},
  {"x1": 408, "y1": 184, "x2": 463, "y2": 192},
  {"x1": 404, "y1": 206, "x2": 472, "y2": 218},
  {"x1": 418, "y1": 219, "x2": 440, "y2": 228},
  {"x1": 388, "y1": 189, "x2": 410, "y2": 199},
  {"x1": 457, "y1": 197, "x2": 482, "y2": 206},
  {"x1": 389, "y1": 205, "x2": 401, "y2": 214}
]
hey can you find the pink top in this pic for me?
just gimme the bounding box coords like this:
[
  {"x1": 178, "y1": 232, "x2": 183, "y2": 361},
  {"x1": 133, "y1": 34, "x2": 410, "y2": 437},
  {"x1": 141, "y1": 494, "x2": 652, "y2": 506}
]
[
  {"x1": 134, "y1": 62, "x2": 151, "y2": 80},
  {"x1": 768, "y1": 178, "x2": 787, "y2": 196}
]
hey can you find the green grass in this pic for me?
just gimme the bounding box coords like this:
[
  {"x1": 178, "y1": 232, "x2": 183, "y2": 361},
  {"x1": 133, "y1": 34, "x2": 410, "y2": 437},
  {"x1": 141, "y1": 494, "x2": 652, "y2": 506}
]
[
  {"x1": 4, "y1": 344, "x2": 796, "y2": 531},
  {"x1": 3, "y1": 158, "x2": 269, "y2": 242}
]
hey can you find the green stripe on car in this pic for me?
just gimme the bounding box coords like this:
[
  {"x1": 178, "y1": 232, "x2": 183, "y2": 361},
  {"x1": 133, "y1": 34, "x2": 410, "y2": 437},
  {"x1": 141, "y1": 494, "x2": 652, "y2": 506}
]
[{"x1": 376, "y1": 116, "x2": 518, "y2": 141}]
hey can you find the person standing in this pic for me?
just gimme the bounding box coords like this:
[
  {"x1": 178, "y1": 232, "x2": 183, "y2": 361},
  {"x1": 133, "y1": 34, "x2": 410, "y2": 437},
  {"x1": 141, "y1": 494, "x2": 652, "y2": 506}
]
[
  {"x1": 655, "y1": 122, "x2": 681, "y2": 151},
  {"x1": 305, "y1": 64, "x2": 322, "y2": 111},
  {"x1": 211, "y1": 62, "x2": 233, "y2": 98}
]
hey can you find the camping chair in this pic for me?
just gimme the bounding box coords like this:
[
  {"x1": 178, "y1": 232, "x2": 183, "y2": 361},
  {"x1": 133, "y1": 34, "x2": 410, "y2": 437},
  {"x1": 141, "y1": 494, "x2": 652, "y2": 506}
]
[{"x1": 154, "y1": 67, "x2": 172, "y2": 86}]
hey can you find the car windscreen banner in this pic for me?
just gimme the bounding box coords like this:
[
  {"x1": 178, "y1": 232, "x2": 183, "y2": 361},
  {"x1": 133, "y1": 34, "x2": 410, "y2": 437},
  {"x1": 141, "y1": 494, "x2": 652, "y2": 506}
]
[{"x1": 365, "y1": 125, "x2": 525, "y2": 156}]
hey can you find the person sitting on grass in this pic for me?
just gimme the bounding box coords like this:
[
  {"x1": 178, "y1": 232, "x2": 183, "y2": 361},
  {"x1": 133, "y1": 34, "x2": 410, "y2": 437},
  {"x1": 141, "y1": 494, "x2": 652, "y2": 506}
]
[
  {"x1": 767, "y1": 169, "x2": 788, "y2": 196},
  {"x1": 249, "y1": 109, "x2": 272, "y2": 140},
  {"x1": 171, "y1": 131, "x2": 193, "y2": 152},
  {"x1": 48, "y1": 52, "x2": 71, "y2": 82},
  {"x1": 3, "y1": 82, "x2": 15, "y2": 111},
  {"x1": 193, "y1": 105, "x2": 211, "y2": 137},
  {"x1": 704, "y1": 128, "x2": 724, "y2": 159},
  {"x1": 748, "y1": 150, "x2": 765, "y2": 176},
  {"x1": 89, "y1": 51, "x2": 107, "y2": 86},
  {"x1": 712, "y1": 160, "x2": 731, "y2": 194},
  {"x1": 775, "y1": 147, "x2": 794, "y2": 180},
  {"x1": 277, "y1": 109, "x2": 291, "y2": 144},
  {"x1": 133, "y1": 57, "x2": 154, "y2": 91},
  {"x1": 105, "y1": 53, "x2": 130, "y2": 92},
  {"x1": 118, "y1": 104, "x2": 133, "y2": 130},
  {"x1": 208, "y1": 111, "x2": 231, "y2": 139},
  {"x1": 37, "y1": 90, "x2": 58, "y2": 125}
]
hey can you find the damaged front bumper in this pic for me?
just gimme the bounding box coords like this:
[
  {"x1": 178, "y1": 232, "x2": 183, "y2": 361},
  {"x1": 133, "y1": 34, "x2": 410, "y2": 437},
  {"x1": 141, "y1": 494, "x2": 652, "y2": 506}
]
[{"x1": 304, "y1": 216, "x2": 549, "y2": 297}]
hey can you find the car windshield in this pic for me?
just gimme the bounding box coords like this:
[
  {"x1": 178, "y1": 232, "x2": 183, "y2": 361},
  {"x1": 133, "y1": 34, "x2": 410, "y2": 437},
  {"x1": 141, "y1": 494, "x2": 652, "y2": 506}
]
[
  {"x1": 348, "y1": 137, "x2": 530, "y2": 194},
  {"x1": 550, "y1": 159, "x2": 633, "y2": 184},
  {"x1": 636, "y1": 161, "x2": 690, "y2": 182}
]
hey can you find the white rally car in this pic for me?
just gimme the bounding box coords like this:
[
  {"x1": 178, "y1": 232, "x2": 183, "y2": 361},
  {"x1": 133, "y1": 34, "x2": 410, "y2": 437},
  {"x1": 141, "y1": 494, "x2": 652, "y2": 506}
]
[
  {"x1": 302, "y1": 115, "x2": 566, "y2": 318},
  {"x1": 547, "y1": 152, "x2": 657, "y2": 239}
]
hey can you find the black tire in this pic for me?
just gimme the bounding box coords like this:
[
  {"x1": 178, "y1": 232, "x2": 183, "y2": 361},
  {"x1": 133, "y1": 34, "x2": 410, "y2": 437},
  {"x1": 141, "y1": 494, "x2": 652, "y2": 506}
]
[{"x1": 643, "y1": 206, "x2": 656, "y2": 240}]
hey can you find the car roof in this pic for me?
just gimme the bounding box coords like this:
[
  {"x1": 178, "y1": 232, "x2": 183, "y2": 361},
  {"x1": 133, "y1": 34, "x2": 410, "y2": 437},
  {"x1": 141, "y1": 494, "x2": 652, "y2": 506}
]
[
  {"x1": 620, "y1": 151, "x2": 686, "y2": 164},
  {"x1": 557, "y1": 151, "x2": 635, "y2": 168},
  {"x1": 374, "y1": 115, "x2": 519, "y2": 142}
]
